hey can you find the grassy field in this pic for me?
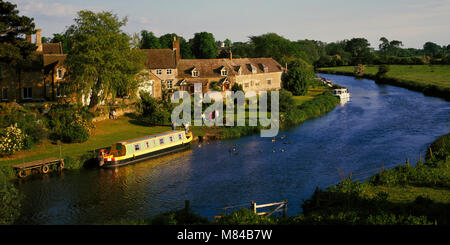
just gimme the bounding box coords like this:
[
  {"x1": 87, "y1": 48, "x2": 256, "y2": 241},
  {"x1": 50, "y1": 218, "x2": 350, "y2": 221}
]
[{"x1": 318, "y1": 65, "x2": 450, "y2": 100}]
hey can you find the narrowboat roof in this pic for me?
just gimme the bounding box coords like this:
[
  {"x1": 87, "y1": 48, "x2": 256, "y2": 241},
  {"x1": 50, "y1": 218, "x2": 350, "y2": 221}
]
[{"x1": 116, "y1": 130, "x2": 184, "y2": 144}]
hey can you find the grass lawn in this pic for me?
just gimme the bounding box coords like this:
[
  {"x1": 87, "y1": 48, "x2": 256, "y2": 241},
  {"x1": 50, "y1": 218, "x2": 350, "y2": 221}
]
[
  {"x1": 367, "y1": 185, "x2": 450, "y2": 204},
  {"x1": 318, "y1": 65, "x2": 450, "y2": 90}
]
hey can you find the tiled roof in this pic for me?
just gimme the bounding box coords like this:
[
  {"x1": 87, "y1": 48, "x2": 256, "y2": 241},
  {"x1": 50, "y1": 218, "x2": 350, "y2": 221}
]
[
  {"x1": 177, "y1": 58, "x2": 282, "y2": 78},
  {"x1": 43, "y1": 54, "x2": 66, "y2": 73},
  {"x1": 144, "y1": 49, "x2": 177, "y2": 69},
  {"x1": 42, "y1": 43, "x2": 63, "y2": 54}
]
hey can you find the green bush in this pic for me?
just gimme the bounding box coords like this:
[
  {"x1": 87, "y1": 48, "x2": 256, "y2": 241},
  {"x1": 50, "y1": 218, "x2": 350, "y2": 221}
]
[
  {"x1": 46, "y1": 104, "x2": 94, "y2": 143},
  {"x1": 217, "y1": 208, "x2": 278, "y2": 225},
  {"x1": 0, "y1": 169, "x2": 22, "y2": 224},
  {"x1": 136, "y1": 91, "x2": 171, "y2": 125}
]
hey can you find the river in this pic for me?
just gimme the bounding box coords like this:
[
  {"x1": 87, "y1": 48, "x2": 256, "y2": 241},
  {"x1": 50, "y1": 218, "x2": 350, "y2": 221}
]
[{"x1": 15, "y1": 74, "x2": 450, "y2": 224}]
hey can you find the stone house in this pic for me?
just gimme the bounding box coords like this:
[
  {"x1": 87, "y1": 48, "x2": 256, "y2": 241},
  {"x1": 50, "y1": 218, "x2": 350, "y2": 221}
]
[
  {"x1": 0, "y1": 29, "x2": 67, "y2": 102},
  {"x1": 143, "y1": 37, "x2": 284, "y2": 99}
]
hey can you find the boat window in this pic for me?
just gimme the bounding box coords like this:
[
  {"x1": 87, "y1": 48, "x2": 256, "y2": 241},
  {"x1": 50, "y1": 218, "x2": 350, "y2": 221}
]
[
  {"x1": 169, "y1": 136, "x2": 174, "y2": 142},
  {"x1": 146, "y1": 142, "x2": 150, "y2": 148},
  {"x1": 178, "y1": 134, "x2": 183, "y2": 140},
  {"x1": 135, "y1": 144, "x2": 140, "y2": 151},
  {"x1": 159, "y1": 138, "x2": 164, "y2": 145}
]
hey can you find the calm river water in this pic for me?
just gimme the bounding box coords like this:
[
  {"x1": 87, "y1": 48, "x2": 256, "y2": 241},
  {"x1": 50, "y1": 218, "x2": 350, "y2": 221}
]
[{"x1": 15, "y1": 74, "x2": 449, "y2": 224}]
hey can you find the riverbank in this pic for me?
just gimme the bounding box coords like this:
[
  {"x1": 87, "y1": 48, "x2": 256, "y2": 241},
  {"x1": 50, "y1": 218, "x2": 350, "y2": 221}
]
[
  {"x1": 317, "y1": 65, "x2": 450, "y2": 101},
  {"x1": 0, "y1": 86, "x2": 339, "y2": 178},
  {"x1": 107, "y1": 132, "x2": 450, "y2": 225}
]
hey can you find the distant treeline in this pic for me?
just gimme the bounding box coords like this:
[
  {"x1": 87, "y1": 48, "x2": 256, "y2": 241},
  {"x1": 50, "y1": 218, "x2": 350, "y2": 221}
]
[{"x1": 45, "y1": 30, "x2": 450, "y2": 68}]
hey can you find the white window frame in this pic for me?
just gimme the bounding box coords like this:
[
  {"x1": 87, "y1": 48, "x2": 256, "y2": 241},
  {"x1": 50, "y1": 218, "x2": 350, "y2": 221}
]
[
  {"x1": 56, "y1": 68, "x2": 64, "y2": 79},
  {"x1": 156, "y1": 69, "x2": 162, "y2": 75},
  {"x1": 166, "y1": 69, "x2": 172, "y2": 75},
  {"x1": 192, "y1": 70, "x2": 199, "y2": 77},
  {"x1": 267, "y1": 79, "x2": 272, "y2": 85},
  {"x1": 221, "y1": 69, "x2": 228, "y2": 76},
  {"x1": 166, "y1": 80, "x2": 173, "y2": 89}
]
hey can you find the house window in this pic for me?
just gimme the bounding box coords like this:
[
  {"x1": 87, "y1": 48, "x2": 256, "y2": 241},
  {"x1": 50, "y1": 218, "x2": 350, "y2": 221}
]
[
  {"x1": 135, "y1": 144, "x2": 140, "y2": 151},
  {"x1": 22, "y1": 87, "x2": 32, "y2": 99},
  {"x1": 1, "y1": 88, "x2": 7, "y2": 101},
  {"x1": 166, "y1": 80, "x2": 173, "y2": 89},
  {"x1": 221, "y1": 69, "x2": 228, "y2": 76},
  {"x1": 255, "y1": 81, "x2": 260, "y2": 86},
  {"x1": 56, "y1": 68, "x2": 64, "y2": 79},
  {"x1": 250, "y1": 65, "x2": 257, "y2": 74},
  {"x1": 192, "y1": 70, "x2": 199, "y2": 77},
  {"x1": 262, "y1": 65, "x2": 268, "y2": 73},
  {"x1": 267, "y1": 79, "x2": 272, "y2": 85},
  {"x1": 244, "y1": 83, "x2": 249, "y2": 88},
  {"x1": 250, "y1": 81, "x2": 254, "y2": 87},
  {"x1": 166, "y1": 69, "x2": 172, "y2": 75},
  {"x1": 178, "y1": 134, "x2": 183, "y2": 140},
  {"x1": 56, "y1": 85, "x2": 66, "y2": 97},
  {"x1": 156, "y1": 69, "x2": 162, "y2": 75},
  {"x1": 159, "y1": 138, "x2": 164, "y2": 145}
]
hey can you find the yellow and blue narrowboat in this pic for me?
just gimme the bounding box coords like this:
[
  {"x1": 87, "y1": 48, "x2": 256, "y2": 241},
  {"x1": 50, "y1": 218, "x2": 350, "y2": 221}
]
[{"x1": 98, "y1": 130, "x2": 193, "y2": 168}]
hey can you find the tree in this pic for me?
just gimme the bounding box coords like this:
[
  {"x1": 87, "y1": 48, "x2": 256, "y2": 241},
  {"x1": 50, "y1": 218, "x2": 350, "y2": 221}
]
[
  {"x1": 159, "y1": 33, "x2": 194, "y2": 58},
  {"x1": 283, "y1": 65, "x2": 314, "y2": 96},
  {"x1": 65, "y1": 10, "x2": 146, "y2": 110},
  {"x1": 250, "y1": 33, "x2": 297, "y2": 63},
  {"x1": 140, "y1": 30, "x2": 161, "y2": 49},
  {"x1": 190, "y1": 32, "x2": 218, "y2": 59},
  {"x1": 50, "y1": 28, "x2": 75, "y2": 54},
  {"x1": 0, "y1": 0, "x2": 36, "y2": 100},
  {"x1": 379, "y1": 37, "x2": 390, "y2": 54},
  {"x1": 423, "y1": 42, "x2": 441, "y2": 58},
  {"x1": 345, "y1": 38, "x2": 371, "y2": 64}
]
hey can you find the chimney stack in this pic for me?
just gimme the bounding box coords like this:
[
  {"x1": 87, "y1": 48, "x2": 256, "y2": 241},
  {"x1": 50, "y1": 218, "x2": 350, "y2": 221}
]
[
  {"x1": 172, "y1": 36, "x2": 181, "y2": 63},
  {"x1": 26, "y1": 34, "x2": 32, "y2": 43},
  {"x1": 229, "y1": 48, "x2": 232, "y2": 60},
  {"x1": 36, "y1": 29, "x2": 43, "y2": 52}
]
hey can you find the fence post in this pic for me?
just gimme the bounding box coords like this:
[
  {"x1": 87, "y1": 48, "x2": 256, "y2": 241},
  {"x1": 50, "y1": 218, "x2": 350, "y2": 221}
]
[
  {"x1": 406, "y1": 158, "x2": 409, "y2": 167},
  {"x1": 251, "y1": 201, "x2": 256, "y2": 214},
  {"x1": 282, "y1": 200, "x2": 287, "y2": 218},
  {"x1": 185, "y1": 200, "x2": 190, "y2": 213}
]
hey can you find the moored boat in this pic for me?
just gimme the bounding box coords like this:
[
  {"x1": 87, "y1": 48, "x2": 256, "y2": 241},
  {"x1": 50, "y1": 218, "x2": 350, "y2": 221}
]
[
  {"x1": 333, "y1": 88, "x2": 350, "y2": 100},
  {"x1": 98, "y1": 130, "x2": 193, "y2": 168}
]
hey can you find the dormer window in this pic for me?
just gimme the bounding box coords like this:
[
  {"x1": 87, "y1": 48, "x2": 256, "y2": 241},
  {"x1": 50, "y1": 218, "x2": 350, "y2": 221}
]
[
  {"x1": 221, "y1": 67, "x2": 228, "y2": 76},
  {"x1": 250, "y1": 64, "x2": 257, "y2": 74},
  {"x1": 191, "y1": 68, "x2": 199, "y2": 77},
  {"x1": 262, "y1": 64, "x2": 268, "y2": 73},
  {"x1": 56, "y1": 68, "x2": 64, "y2": 79}
]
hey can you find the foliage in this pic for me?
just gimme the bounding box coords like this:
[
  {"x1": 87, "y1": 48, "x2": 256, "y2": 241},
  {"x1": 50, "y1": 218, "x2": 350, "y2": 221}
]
[
  {"x1": 190, "y1": 32, "x2": 218, "y2": 59},
  {"x1": 0, "y1": 169, "x2": 22, "y2": 224},
  {"x1": 376, "y1": 64, "x2": 390, "y2": 78},
  {"x1": 354, "y1": 64, "x2": 365, "y2": 76},
  {"x1": 0, "y1": 0, "x2": 36, "y2": 66},
  {"x1": 150, "y1": 209, "x2": 208, "y2": 225},
  {"x1": 283, "y1": 66, "x2": 314, "y2": 96},
  {"x1": 136, "y1": 91, "x2": 171, "y2": 125},
  {"x1": 64, "y1": 10, "x2": 146, "y2": 109},
  {"x1": 46, "y1": 104, "x2": 94, "y2": 143},
  {"x1": 140, "y1": 30, "x2": 161, "y2": 49},
  {"x1": 231, "y1": 82, "x2": 243, "y2": 93},
  {"x1": 216, "y1": 208, "x2": 278, "y2": 225},
  {"x1": 0, "y1": 103, "x2": 46, "y2": 149},
  {"x1": 0, "y1": 124, "x2": 26, "y2": 156}
]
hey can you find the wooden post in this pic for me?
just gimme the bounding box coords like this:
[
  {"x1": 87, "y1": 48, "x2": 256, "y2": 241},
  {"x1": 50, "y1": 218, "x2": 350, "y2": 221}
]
[
  {"x1": 406, "y1": 158, "x2": 409, "y2": 166},
  {"x1": 282, "y1": 200, "x2": 287, "y2": 218},
  {"x1": 251, "y1": 201, "x2": 256, "y2": 214},
  {"x1": 419, "y1": 153, "x2": 422, "y2": 164},
  {"x1": 185, "y1": 200, "x2": 190, "y2": 213}
]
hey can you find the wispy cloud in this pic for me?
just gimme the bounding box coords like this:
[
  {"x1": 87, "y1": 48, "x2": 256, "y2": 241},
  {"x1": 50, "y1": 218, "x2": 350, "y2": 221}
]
[{"x1": 11, "y1": 0, "x2": 79, "y2": 17}]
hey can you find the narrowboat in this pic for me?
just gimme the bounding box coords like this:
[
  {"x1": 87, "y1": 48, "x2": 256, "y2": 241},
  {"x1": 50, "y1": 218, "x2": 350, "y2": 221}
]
[
  {"x1": 333, "y1": 88, "x2": 350, "y2": 100},
  {"x1": 98, "y1": 130, "x2": 193, "y2": 168}
]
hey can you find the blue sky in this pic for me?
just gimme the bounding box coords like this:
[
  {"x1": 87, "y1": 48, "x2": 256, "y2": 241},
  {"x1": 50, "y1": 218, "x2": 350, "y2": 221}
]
[{"x1": 10, "y1": 0, "x2": 450, "y2": 49}]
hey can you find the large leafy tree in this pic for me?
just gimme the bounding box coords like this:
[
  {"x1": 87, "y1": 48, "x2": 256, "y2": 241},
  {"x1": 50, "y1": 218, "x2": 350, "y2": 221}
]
[
  {"x1": 250, "y1": 33, "x2": 297, "y2": 63},
  {"x1": 190, "y1": 32, "x2": 218, "y2": 59},
  {"x1": 345, "y1": 38, "x2": 371, "y2": 64},
  {"x1": 423, "y1": 42, "x2": 442, "y2": 58},
  {"x1": 140, "y1": 30, "x2": 161, "y2": 49},
  {"x1": 0, "y1": 0, "x2": 36, "y2": 99},
  {"x1": 65, "y1": 10, "x2": 146, "y2": 109},
  {"x1": 159, "y1": 33, "x2": 194, "y2": 58}
]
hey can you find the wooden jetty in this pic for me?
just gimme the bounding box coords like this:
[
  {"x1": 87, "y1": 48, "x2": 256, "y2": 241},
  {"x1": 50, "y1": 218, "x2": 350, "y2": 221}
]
[{"x1": 12, "y1": 158, "x2": 64, "y2": 178}]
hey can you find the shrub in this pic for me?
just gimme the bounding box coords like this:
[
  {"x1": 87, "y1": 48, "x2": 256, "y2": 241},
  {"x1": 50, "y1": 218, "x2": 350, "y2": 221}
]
[
  {"x1": 0, "y1": 124, "x2": 26, "y2": 156},
  {"x1": 0, "y1": 169, "x2": 22, "y2": 224},
  {"x1": 376, "y1": 64, "x2": 390, "y2": 78},
  {"x1": 216, "y1": 208, "x2": 278, "y2": 225},
  {"x1": 354, "y1": 64, "x2": 365, "y2": 76},
  {"x1": 46, "y1": 104, "x2": 94, "y2": 143},
  {"x1": 283, "y1": 67, "x2": 314, "y2": 96},
  {"x1": 136, "y1": 91, "x2": 171, "y2": 125}
]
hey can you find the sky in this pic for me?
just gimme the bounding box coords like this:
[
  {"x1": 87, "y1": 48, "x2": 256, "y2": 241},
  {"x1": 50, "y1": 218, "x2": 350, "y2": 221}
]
[{"x1": 9, "y1": 0, "x2": 450, "y2": 49}]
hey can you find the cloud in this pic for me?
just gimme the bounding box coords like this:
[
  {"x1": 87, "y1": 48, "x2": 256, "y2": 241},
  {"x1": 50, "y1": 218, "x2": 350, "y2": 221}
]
[{"x1": 11, "y1": 0, "x2": 79, "y2": 17}]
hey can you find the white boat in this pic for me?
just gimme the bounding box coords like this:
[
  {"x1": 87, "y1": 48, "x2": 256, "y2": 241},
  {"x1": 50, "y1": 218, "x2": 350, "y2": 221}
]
[{"x1": 333, "y1": 88, "x2": 350, "y2": 100}]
